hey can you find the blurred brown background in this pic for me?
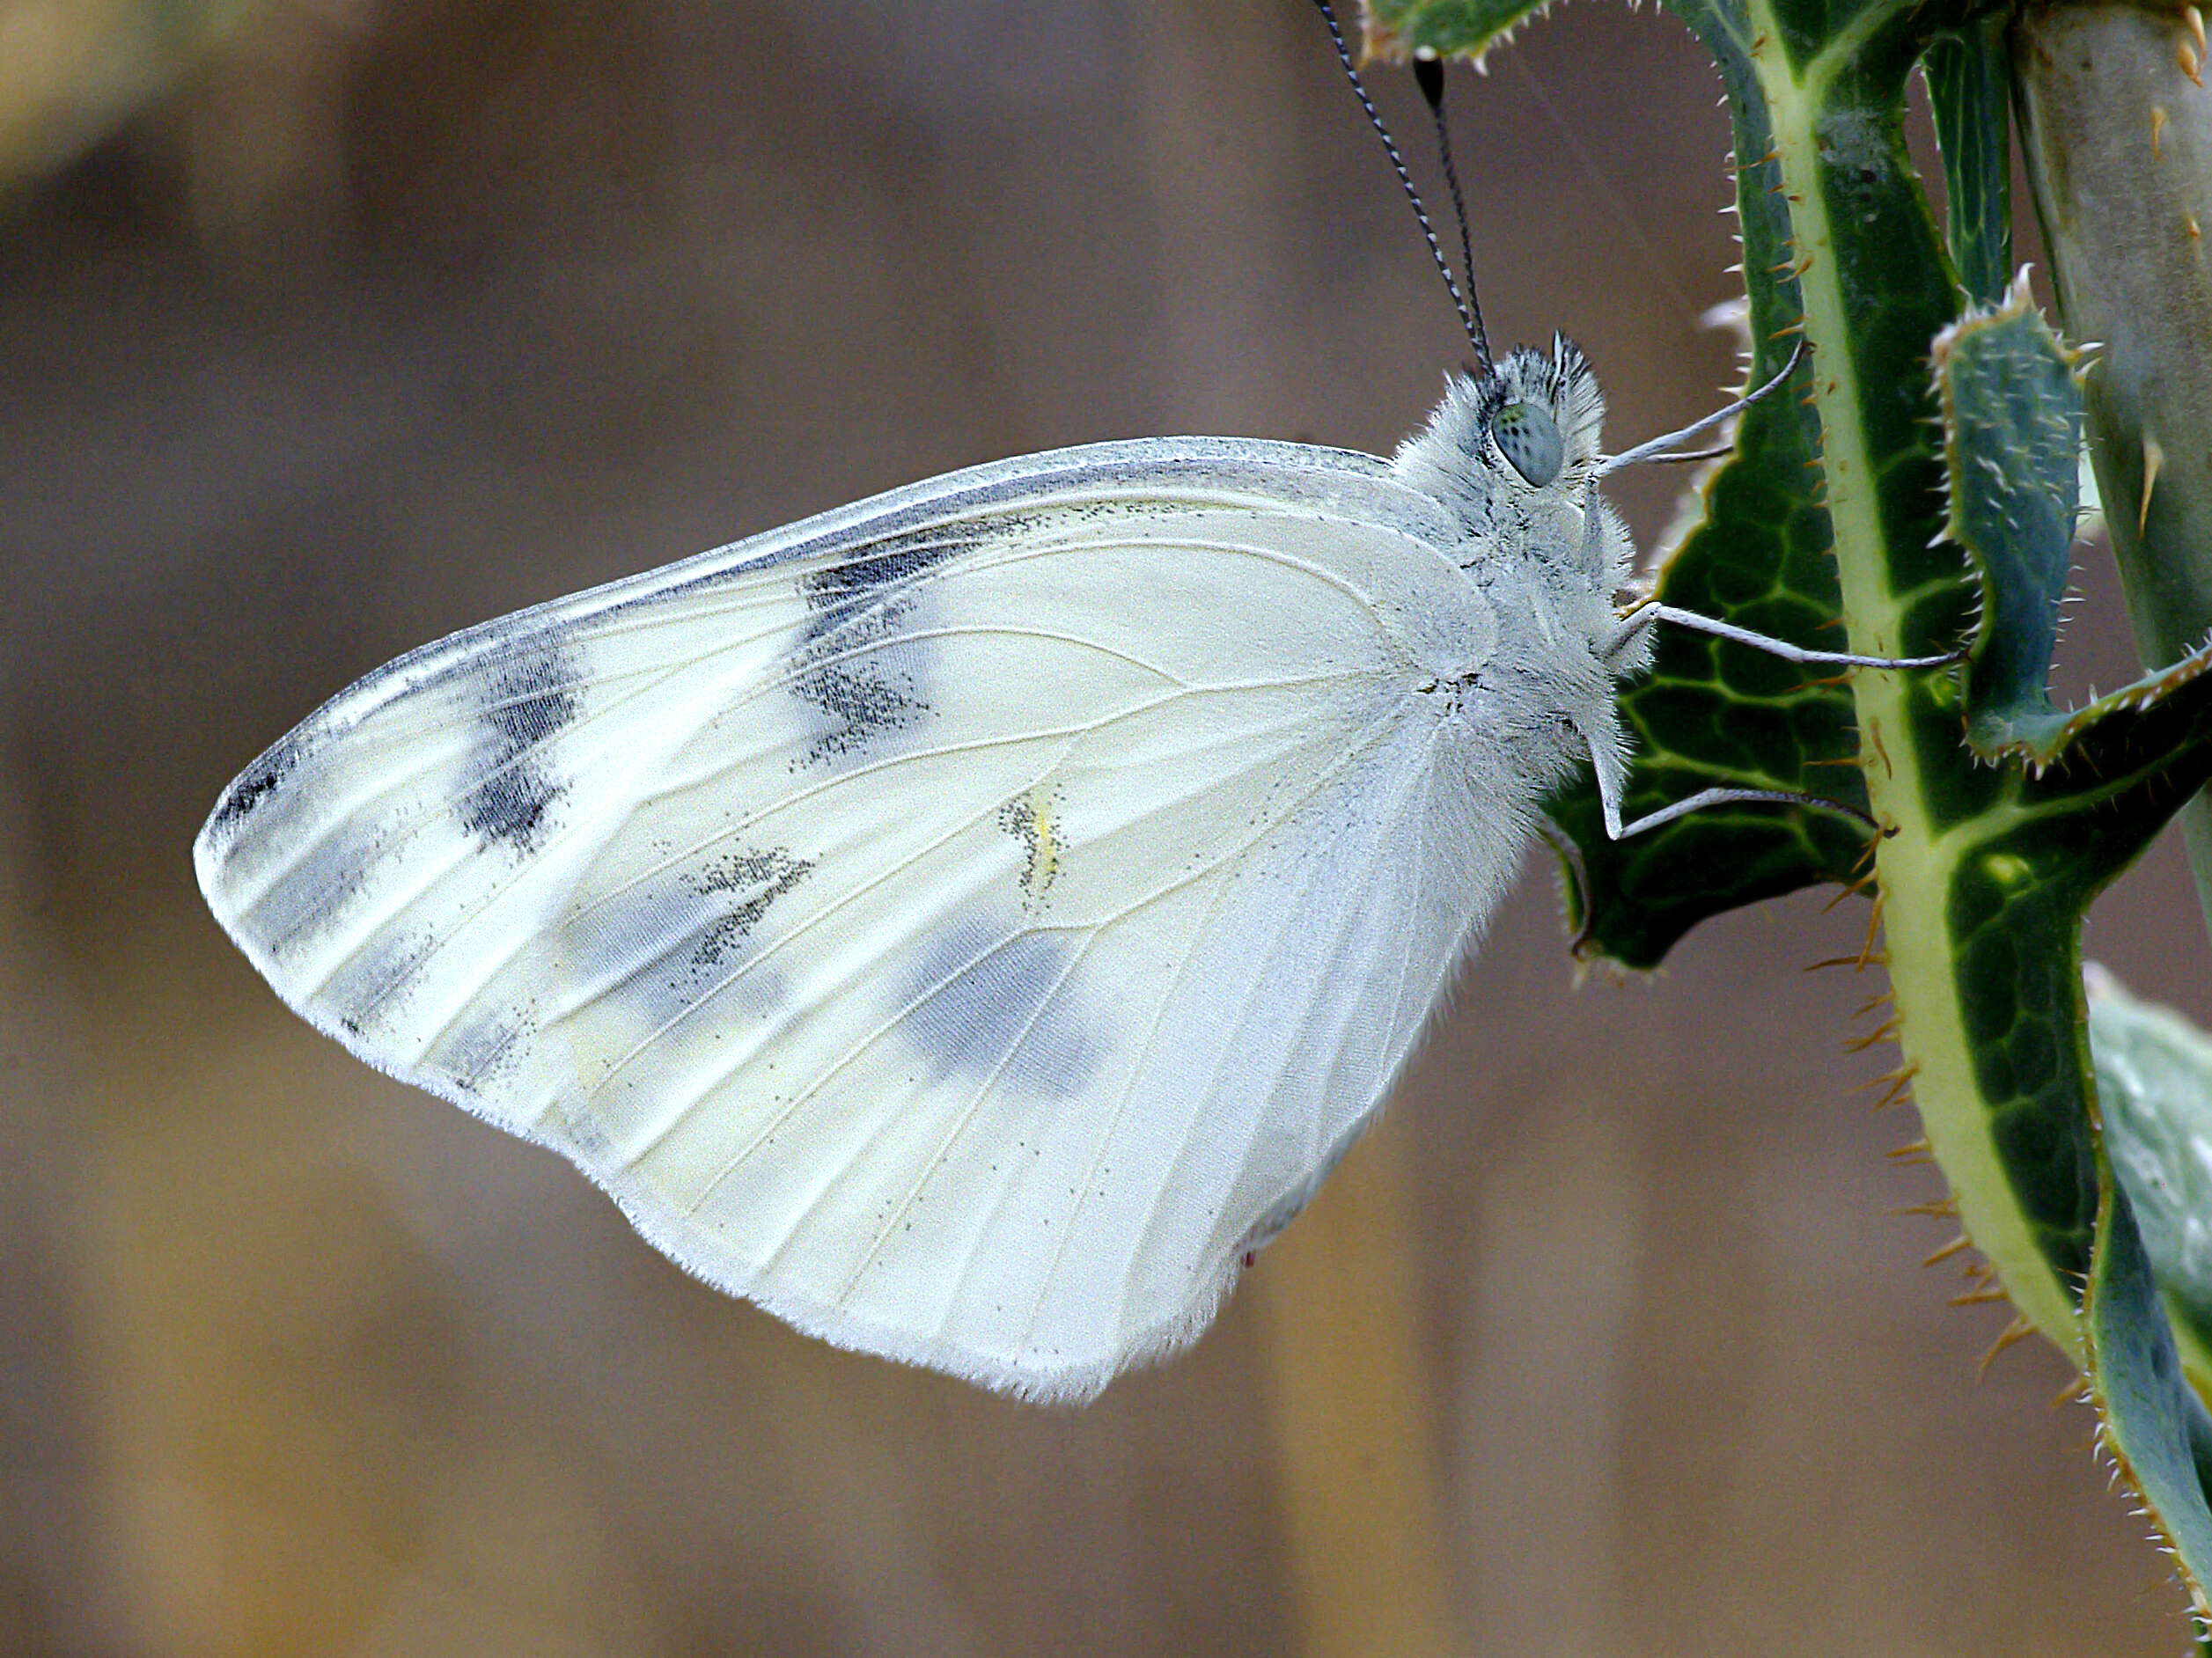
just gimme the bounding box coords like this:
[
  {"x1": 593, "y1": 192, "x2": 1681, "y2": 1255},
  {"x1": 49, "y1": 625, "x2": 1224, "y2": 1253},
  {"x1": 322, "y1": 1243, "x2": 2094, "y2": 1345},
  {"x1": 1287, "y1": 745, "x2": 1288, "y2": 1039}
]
[{"x1": 4, "y1": 1, "x2": 2209, "y2": 1653}]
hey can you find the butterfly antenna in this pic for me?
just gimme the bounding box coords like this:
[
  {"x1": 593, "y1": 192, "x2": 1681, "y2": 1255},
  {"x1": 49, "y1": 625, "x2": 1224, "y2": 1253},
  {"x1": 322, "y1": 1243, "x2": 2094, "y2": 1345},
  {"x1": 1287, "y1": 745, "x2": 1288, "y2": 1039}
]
[
  {"x1": 1412, "y1": 56, "x2": 1485, "y2": 366},
  {"x1": 1311, "y1": 1, "x2": 1492, "y2": 374}
]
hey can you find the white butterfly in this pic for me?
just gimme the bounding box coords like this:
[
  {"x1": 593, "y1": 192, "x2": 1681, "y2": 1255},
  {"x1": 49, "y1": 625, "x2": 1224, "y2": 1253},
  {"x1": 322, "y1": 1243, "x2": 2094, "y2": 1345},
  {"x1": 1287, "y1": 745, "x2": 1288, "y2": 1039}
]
[{"x1": 195, "y1": 336, "x2": 1918, "y2": 1401}]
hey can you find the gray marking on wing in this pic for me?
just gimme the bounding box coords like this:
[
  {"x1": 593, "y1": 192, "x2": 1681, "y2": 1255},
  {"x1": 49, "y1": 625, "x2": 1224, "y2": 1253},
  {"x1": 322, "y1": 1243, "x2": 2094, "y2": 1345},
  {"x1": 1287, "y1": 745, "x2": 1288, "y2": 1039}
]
[
  {"x1": 562, "y1": 844, "x2": 815, "y2": 1031},
  {"x1": 430, "y1": 1009, "x2": 531, "y2": 1093},
  {"x1": 900, "y1": 921, "x2": 1102, "y2": 1099},
  {"x1": 244, "y1": 818, "x2": 388, "y2": 956},
  {"x1": 459, "y1": 647, "x2": 584, "y2": 851},
  {"x1": 320, "y1": 925, "x2": 436, "y2": 1038}
]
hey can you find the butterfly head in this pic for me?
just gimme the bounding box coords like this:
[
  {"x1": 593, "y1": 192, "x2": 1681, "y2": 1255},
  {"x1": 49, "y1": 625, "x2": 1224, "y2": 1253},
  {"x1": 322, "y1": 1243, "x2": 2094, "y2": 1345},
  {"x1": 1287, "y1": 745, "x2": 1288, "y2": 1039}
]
[
  {"x1": 1471, "y1": 335, "x2": 1606, "y2": 491},
  {"x1": 1391, "y1": 334, "x2": 1616, "y2": 575}
]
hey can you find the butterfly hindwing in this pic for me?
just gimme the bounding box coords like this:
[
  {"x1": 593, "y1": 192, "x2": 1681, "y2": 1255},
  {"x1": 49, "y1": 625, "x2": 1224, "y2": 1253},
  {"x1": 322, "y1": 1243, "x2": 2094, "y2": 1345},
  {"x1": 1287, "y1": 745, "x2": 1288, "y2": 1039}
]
[{"x1": 197, "y1": 437, "x2": 1510, "y2": 1398}]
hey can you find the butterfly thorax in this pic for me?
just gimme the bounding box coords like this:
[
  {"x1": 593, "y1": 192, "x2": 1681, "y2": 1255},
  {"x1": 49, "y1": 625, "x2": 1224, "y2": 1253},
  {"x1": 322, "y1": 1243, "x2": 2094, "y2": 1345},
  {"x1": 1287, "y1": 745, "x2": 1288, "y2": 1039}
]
[
  {"x1": 1391, "y1": 334, "x2": 1641, "y2": 684},
  {"x1": 1385, "y1": 335, "x2": 1649, "y2": 808}
]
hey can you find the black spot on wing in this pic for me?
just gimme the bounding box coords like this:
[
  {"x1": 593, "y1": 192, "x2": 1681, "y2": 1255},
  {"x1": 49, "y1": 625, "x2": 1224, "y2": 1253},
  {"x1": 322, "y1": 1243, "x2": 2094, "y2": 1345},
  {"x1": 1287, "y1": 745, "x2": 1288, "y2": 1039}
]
[
  {"x1": 790, "y1": 526, "x2": 975, "y2": 767},
  {"x1": 459, "y1": 649, "x2": 582, "y2": 851},
  {"x1": 789, "y1": 656, "x2": 924, "y2": 766},
  {"x1": 809, "y1": 534, "x2": 965, "y2": 605},
  {"x1": 210, "y1": 736, "x2": 303, "y2": 837},
  {"x1": 562, "y1": 843, "x2": 816, "y2": 1031},
  {"x1": 688, "y1": 847, "x2": 815, "y2": 967}
]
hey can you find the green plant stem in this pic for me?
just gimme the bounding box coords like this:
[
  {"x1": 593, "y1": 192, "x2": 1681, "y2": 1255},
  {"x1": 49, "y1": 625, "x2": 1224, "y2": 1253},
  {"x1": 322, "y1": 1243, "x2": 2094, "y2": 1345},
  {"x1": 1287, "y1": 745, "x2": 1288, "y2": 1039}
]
[{"x1": 2017, "y1": 1, "x2": 2212, "y2": 945}]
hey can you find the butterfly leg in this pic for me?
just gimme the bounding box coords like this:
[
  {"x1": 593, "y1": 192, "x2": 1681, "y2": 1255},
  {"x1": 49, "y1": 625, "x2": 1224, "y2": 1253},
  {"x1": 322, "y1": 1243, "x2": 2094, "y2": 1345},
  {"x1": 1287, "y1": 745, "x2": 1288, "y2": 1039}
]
[
  {"x1": 1580, "y1": 643, "x2": 1884, "y2": 842},
  {"x1": 1597, "y1": 339, "x2": 1806, "y2": 475},
  {"x1": 1600, "y1": 779, "x2": 1878, "y2": 842},
  {"x1": 1603, "y1": 601, "x2": 1961, "y2": 670},
  {"x1": 1583, "y1": 721, "x2": 1867, "y2": 840}
]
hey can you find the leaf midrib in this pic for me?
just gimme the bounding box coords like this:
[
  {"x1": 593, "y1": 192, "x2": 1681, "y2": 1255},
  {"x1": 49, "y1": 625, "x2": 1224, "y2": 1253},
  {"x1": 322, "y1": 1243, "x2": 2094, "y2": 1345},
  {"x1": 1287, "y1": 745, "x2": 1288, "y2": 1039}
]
[{"x1": 1745, "y1": 0, "x2": 2084, "y2": 1356}]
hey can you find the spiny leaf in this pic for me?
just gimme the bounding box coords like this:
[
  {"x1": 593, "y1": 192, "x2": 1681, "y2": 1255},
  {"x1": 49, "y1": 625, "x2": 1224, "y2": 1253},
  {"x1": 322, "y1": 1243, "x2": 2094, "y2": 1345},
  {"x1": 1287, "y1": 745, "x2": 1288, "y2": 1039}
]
[
  {"x1": 1924, "y1": 16, "x2": 2014, "y2": 308},
  {"x1": 1362, "y1": 0, "x2": 1555, "y2": 62},
  {"x1": 2083, "y1": 1168, "x2": 2212, "y2": 1633},
  {"x1": 2020, "y1": 640, "x2": 2212, "y2": 811},
  {"x1": 1933, "y1": 280, "x2": 2083, "y2": 753},
  {"x1": 1897, "y1": 628, "x2": 2212, "y2": 1345},
  {"x1": 1937, "y1": 838, "x2": 2099, "y2": 1285},
  {"x1": 2088, "y1": 968, "x2": 2212, "y2": 1384},
  {"x1": 1539, "y1": 0, "x2": 1871, "y2": 970}
]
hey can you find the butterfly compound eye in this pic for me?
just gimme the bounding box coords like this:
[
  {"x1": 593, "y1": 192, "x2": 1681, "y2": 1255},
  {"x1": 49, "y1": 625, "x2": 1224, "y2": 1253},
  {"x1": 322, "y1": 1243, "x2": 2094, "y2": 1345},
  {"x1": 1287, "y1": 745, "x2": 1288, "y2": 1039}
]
[{"x1": 1491, "y1": 401, "x2": 1563, "y2": 487}]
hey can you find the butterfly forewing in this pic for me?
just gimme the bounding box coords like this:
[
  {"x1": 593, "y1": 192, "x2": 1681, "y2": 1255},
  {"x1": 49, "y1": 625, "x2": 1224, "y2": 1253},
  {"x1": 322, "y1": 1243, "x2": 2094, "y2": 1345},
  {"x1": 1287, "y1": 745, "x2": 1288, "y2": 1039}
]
[{"x1": 197, "y1": 438, "x2": 1505, "y2": 1398}]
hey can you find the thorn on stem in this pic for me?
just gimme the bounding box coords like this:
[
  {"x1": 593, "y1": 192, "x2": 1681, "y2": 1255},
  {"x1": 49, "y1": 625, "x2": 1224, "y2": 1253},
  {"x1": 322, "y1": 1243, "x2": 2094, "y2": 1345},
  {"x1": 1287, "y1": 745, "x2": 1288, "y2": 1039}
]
[
  {"x1": 1923, "y1": 1234, "x2": 1973, "y2": 1267},
  {"x1": 1950, "y1": 1285, "x2": 2010, "y2": 1307},
  {"x1": 1895, "y1": 1194, "x2": 1960, "y2": 1218},
  {"x1": 1977, "y1": 1314, "x2": 2035, "y2": 1376}
]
